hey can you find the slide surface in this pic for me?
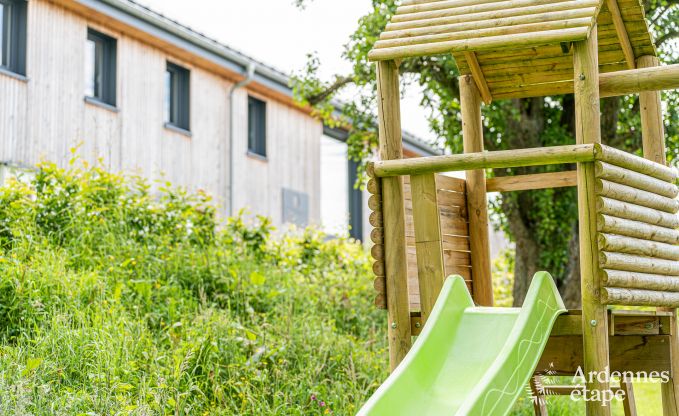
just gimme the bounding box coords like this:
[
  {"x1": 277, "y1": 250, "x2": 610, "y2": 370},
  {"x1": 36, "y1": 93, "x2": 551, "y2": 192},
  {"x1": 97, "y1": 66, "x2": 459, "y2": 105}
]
[{"x1": 357, "y1": 272, "x2": 566, "y2": 416}]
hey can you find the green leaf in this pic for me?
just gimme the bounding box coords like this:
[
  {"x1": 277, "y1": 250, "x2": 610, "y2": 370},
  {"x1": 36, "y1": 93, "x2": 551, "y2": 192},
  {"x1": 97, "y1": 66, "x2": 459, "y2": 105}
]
[{"x1": 249, "y1": 271, "x2": 266, "y2": 286}]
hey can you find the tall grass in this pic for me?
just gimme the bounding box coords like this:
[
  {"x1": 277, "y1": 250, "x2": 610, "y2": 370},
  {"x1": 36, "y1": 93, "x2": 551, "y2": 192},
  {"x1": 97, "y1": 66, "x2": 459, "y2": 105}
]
[{"x1": 0, "y1": 161, "x2": 385, "y2": 415}]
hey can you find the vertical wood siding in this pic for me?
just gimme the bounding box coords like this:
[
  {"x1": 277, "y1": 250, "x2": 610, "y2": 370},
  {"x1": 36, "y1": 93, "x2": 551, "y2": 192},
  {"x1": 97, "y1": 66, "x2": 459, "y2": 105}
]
[{"x1": 0, "y1": 0, "x2": 322, "y2": 225}]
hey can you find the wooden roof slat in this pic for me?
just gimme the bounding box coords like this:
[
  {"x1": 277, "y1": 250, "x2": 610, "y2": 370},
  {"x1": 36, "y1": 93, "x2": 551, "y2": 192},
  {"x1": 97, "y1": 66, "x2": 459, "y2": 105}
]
[
  {"x1": 375, "y1": 18, "x2": 592, "y2": 49},
  {"x1": 384, "y1": 0, "x2": 599, "y2": 32},
  {"x1": 397, "y1": 0, "x2": 509, "y2": 15},
  {"x1": 380, "y1": 8, "x2": 596, "y2": 40},
  {"x1": 392, "y1": 0, "x2": 578, "y2": 23},
  {"x1": 369, "y1": 26, "x2": 589, "y2": 61}
]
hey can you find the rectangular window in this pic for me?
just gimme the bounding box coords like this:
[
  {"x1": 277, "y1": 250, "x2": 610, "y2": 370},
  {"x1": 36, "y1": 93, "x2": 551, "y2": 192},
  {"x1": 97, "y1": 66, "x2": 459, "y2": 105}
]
[
  {"x1": 85, "y1": 29, "x2": 117, "y2": 106},
  {"x1": 248, "y1": 96, "x2": 267, "y2": 157},
  {"x1": 165, "y1": 62, "x2": 190, "y2": 131},
  {"x1": 0, "y1": 0, "x2": 28, "y2": 75}
]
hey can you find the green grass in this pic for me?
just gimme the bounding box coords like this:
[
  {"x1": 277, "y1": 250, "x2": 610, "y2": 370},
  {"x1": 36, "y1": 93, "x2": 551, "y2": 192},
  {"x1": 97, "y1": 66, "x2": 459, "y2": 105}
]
[{"x1": 0, "y1": 160, "x2": 667, "y2": 414}]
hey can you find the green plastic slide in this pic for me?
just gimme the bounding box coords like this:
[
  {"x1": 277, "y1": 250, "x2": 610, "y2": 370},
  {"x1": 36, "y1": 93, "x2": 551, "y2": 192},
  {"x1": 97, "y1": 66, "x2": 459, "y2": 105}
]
[{"x1": 357, "y1": 272, "x2": 566, "y2": 416}]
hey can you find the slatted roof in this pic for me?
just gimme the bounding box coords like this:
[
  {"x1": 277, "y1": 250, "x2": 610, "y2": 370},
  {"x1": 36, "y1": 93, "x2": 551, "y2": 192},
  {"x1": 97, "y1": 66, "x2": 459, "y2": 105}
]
[{"x1": 369, "y1": 0, "x2": 656, "y2": 101}]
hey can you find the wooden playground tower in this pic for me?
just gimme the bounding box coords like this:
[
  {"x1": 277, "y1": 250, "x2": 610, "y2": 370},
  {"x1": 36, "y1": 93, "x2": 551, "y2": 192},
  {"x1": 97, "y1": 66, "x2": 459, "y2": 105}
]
[{"x1": 366, "y1": 0, "x2": 679, "y2": 414}]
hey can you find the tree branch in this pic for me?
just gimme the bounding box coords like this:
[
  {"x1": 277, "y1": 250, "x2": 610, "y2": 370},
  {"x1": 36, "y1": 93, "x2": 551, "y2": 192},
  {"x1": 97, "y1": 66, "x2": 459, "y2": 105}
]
[{"x1": 306, "y1": 76, "x2": 354, "y2": 105}]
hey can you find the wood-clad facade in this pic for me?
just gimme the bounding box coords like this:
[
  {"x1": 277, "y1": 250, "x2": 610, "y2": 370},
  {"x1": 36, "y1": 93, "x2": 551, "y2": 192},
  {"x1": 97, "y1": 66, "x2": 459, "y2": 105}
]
[{"x1": 0, "y1": 0, "x2": 436, "y2": 236}]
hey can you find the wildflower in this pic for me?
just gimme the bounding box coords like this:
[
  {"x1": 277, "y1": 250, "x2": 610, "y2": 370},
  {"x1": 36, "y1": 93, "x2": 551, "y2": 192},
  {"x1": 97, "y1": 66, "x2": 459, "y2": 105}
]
[
  {"x1": 310, "y1": 394, "x2": 316, "y2": 401},
  {"x1": 320, "y1": 401, "x2": 326, "y2": 407}
]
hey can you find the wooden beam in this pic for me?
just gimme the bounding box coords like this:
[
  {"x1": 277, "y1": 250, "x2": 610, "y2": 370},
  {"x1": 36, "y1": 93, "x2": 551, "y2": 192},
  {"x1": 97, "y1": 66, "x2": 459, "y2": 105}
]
[
  {"x1": 605, "y1": 0, "x2": 636, "y2": 69},
  {"x1": 539, "y1": 334, "x2": 671, "y2": 375},
  {"x1": 637, "y1": 56, "x2": 667, "y2": 166},
  {"x1": 573, "y1": 25, "x2": 610, "y2": 416},
  {"x1": 460, "y1": 74, "x2": 493, "y2": 306},
  {"x1": 463, "y1": 52, "x2": 492, "y2": 104},
  {"x1": 621, "y1": 377, "x2": 637, "y2": 416},
  {"x1": 599, "y1": 63, "x2": 679, "y2": 98},
  {"x1": 373, "y1": 144, "x2": 596, "y2": 177},
  {"x1": 376, "y1": 60, "x2": 411, "y2": 371},
  {"x1": 410, "y1": 173, "x2": 445, "y2": 324},
  {"x1": 486, "y1": 171, "x2": 577, "y2": 192}
]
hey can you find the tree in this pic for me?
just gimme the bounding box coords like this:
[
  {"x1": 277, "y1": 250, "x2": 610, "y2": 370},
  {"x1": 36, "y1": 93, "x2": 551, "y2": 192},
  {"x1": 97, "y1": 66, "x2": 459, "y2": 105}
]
[{"x1": 292, "y1": 0, "x2": 679, "y2": 307}]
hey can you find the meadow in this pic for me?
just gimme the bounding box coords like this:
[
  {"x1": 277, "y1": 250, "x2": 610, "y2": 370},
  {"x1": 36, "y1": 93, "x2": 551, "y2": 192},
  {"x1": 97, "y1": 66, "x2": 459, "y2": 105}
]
[{"x1": 0, "y1": 161, "x2": 665, "y2": 415}]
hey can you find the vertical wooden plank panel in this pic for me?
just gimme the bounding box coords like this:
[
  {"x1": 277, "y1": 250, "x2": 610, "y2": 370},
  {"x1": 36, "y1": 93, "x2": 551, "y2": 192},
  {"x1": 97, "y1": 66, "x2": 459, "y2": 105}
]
[
  {"x1": 410, "y1": 173, "x2": 445, "y2": 323},
  {"x1": 574, "y1": 25, "x2": 610, "y2": 416},
  {"x1": 376, "y1": 60, "x2": 411, "y2": 371},
  {"x1": 638, "y1": 54, "x2": 679, "y2": 416},
  {"x1": 459, "y1": 74, "x2": 493, "y2": 306}
]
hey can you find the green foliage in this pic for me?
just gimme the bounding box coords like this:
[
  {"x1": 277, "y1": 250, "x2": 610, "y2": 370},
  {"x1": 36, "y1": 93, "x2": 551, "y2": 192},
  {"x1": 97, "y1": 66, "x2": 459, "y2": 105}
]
[{"x1": 0, "y1": 161, "x2": 386, "y2": 415}]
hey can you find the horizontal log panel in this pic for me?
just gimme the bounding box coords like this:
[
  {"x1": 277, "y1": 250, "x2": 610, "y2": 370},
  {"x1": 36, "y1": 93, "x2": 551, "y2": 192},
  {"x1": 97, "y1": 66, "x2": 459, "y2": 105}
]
[
  {"x1": 373, "y1": 275, "x2": 386, "y2": 293},
  {"x1": 600, "y1": 251, "x2": 679, "y2": 276},
  {"x1": 407, "y1": 247, "x2": 471, "y2": 266},
  {"x1": 597, "y1": 214, "x2": 679, "y2": 245},
  {"x1": 444, "y1": 265, "x2": 472, "y2": 281},
  {"x1": 371, "y1": 227, "x2": 384, "y2": 244},
  {"x1": 539, "y1": 335, "x2": 670, "y2": 375},
  {"x1": 603, "y1": 288, "x2": 679, "y2": 308},
  {"x1": 491, "y1": 81, "x2": 574, "y2": 100},
  {"x1": 382, "y1": 8, "x2": 595, "y2": 41},
  {"x1": 486, "y1": 171, "x2": 577, "y2": 192},
  {"x1": 369, "y1": 27, "x2": 590, "y2": 61},
  {"x1": 405, "y1": 219, "x2": 469, "y2": 237},
  {"x1": 375, "y1": 293, "x2": 386, "y2": 309},
  {"x1": 603, "y1": 270, "x2": 679, "y2": 292},
  {"x1": 405, "y1": 204, "x2": 467, "y2": 219},
  {"x1": 376, "y1": 18, "x2": 592, "y2": 50},
  {"x1": 595, "y1": 161, "x2": 679, "y2": 199},
  {"x1": 435, "y1": 174, "x2": 467, "y2": 193},
  {"x1": 596, "y1": 179, "x2": 679, "y2": 214},
  {"x1": 437, "y1": 190, "x2": 467, "y2": 207},
  {"x1": 597, "y1": 197, "x2": 679, "y2": 229},
  {"x1": 407, "y1": 235, "x2": 471, "y2": 252},
  {"x1": 598, "y1": 233, "x2": 679, "y2": 261},
  {"x1": 594, "y1": 144, "x2": 679, "y2": 183},
  {"x1": 391, "y1": 0, "x2": 585, "y2": 23}
]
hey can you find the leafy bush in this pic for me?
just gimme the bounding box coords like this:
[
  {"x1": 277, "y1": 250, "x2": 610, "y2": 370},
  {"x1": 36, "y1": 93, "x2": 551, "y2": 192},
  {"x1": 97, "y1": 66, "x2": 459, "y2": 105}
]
[{"x1": 0, "y1": 160, "x2": 386, "y2": 415}]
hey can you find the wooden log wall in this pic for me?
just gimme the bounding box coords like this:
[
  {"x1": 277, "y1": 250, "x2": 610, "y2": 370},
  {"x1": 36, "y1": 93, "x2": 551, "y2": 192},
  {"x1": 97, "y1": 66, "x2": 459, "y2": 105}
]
[
  {"x1": 594, "y1": 150, "x2": 679, "y2": 307},
  {"x1": 368, "y1": 165, "x2": 472, "y2": 312}
]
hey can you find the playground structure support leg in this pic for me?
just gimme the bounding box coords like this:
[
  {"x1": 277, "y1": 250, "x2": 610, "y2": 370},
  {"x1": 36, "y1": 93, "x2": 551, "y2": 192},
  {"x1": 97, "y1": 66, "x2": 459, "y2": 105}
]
[
  {"x1": 574, "y1": 25, "x2": 611, "y2": 416},
  {"x1": 376, "y1": 60, "x2": 412, "y2": 371},
  {"x1": 459, "y1": 74, "x2": 493, "y2": 306},
  {"x1": 637, "y1": 54, "x2": 679, "y2": 416}
]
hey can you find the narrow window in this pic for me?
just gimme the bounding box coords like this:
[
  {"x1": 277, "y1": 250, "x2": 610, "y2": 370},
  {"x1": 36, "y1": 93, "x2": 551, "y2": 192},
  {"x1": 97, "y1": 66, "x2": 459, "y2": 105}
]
[
  {"x1": 0, "y1": 0, "x2": 28, "y2": 75},
  {"x1": 248, "y1": 96, "x2": 267, "y2": 157},
  {"x1": 165, "y1": 62, "x2": 190, "y2": 131},
  {"x1": 85, "y1": 29, "x2": 117, "y2": 106}
]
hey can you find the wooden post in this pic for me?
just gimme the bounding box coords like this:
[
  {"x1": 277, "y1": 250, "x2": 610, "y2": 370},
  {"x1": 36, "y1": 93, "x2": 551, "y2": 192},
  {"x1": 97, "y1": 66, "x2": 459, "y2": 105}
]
[
  {"x1": 411, "y1": 173, "x2": 445, "y2": 324},
  {"x1": 638, "y1": 54, "x2": 679, "y2": 416},
  {"x1": 459, "y1": 74, "x2": 493, "y2": 306},
  {"x1": 376, "y1": 60, "x2": 412, "y2": 371},
  {"x1": 574, "y1": 25, "x2": 610, "y2": 416}
]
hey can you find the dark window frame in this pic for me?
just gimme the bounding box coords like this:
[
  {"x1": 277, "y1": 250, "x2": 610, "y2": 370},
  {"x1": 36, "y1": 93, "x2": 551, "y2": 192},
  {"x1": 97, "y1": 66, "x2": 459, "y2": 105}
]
[
  {"x1": 86, "y1": 28, "x2": 117, "y2": 106},
  {"x1": 0, "y1": 0, "x2": 27, "y2": 76},
  {"x1": 247, "y1": 96, "x2": 267, "y2": 158},
  {"x1": 348, "y1": 159, "x2": 363, "y2": 241},
  {"x1": 165, "y1": 61, "x2": 191, "y2": 131}
]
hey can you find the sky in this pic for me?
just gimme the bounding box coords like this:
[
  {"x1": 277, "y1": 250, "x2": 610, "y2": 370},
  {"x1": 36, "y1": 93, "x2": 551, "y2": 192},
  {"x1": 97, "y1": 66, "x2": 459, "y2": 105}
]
[{"x1": 136, "y1": 0, "x2": 435, "y2": 143}]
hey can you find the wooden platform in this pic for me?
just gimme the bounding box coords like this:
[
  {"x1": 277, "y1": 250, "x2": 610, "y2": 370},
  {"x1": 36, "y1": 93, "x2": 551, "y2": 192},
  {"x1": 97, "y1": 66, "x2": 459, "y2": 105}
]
[{"x1": 410, "y1": 309, "x2": 673, "y2": 374}]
